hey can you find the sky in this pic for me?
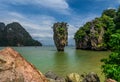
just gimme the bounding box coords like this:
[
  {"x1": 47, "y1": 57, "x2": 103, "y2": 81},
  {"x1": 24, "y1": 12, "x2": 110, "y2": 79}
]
[{"x1": 0, "y1": 0, "x2": 120, "y2": 45}]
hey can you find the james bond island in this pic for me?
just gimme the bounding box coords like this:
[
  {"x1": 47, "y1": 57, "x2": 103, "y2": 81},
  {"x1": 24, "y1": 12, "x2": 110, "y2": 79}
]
[{"x1": 52, "y1": 22, "x2": 68, "y2": 51}]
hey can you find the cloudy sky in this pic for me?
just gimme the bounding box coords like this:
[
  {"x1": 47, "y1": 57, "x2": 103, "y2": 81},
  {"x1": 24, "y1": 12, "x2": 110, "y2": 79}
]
[{"x1": 0, "y1": 0, "x2": 119, "y2": 45}]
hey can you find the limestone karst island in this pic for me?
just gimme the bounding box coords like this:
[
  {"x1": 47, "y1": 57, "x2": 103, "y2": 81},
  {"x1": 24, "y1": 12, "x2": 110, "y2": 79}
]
[{"x1": 0, "y1": 0, "x2": 120, "y2": 82}]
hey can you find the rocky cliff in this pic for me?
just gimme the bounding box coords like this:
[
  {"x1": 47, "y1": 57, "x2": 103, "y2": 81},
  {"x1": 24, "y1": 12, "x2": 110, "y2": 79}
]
[
  {"x1": 74, "y1": 15, "x2": 115, "y2": 50},
  {"x1": 52, "y1": 22, "x2": 68, "y2": 51},
  {"x1": 0, "y1": 47, "x2": 47, "y2": 82},
  {"x1": 0, "y1": 22, "x2": 42, "y2": 46}
]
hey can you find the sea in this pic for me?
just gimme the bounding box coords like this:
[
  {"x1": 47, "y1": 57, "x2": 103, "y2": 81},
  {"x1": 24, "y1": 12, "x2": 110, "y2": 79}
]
[{"x1": 0, "y1": 46, "x2": 110, "y2": 81}]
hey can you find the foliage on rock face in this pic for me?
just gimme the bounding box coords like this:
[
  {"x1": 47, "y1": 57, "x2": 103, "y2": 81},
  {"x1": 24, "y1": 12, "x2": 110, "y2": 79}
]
[
  {"x1": 101, "y1": 7, "x2": 120, "y2": 81},
  {"x1": 0, "y1": 22, "x2": 42, "y2": 46},
  {"x1": 101, "y1": 33, "x2": 120, "y2": 81},
  {"x1": 114, "y1": 6, "x2": 120, "y2": 32},
  {"x1": 52, "y1": 22, "x2": 68, "y2": 51},
  {"x1": 74, "y1": 27, "x2": 86, "y2": 42},
  {"x1": 101, "y1": 15, "x2": 115, "y2": 49},
  {"x1": 74, "y1": 9, "x2": 115, "y2": 50}
]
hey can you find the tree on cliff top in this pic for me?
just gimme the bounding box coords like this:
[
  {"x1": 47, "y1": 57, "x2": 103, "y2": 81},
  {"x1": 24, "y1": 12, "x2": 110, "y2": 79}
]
[
  {"x1": 102, "y1": 9, "x2": 116, "y2": 18},
  {"x1": 52, "y1": 22, "x2": 68, "y2": 51}
]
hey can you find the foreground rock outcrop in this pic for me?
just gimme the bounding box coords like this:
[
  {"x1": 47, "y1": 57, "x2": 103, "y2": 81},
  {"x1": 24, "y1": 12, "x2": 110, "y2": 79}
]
[
  {"x1": 0, "y1": 47, "x2": 47, "y2": 82},
  {"x1": 0, "y1": 22, "x2": 42, "y2": 46},
  {"x1": 53, "y1": 22, "x2": 68, "y2": 51}
]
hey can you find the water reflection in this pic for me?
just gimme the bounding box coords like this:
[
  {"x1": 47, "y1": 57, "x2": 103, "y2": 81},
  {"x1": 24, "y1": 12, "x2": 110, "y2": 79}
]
[
  {"x1": 52, "y1": 51, "x2": 69, "y2": 76},
  {"x1": 74, "y1": 50, "x2": 106, "y2": 72}
]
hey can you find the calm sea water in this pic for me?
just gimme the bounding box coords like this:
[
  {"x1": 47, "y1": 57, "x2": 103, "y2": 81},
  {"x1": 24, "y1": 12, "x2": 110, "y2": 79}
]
[{"x1": 0, "y1": 46, "x2": 110, "y2": 81}]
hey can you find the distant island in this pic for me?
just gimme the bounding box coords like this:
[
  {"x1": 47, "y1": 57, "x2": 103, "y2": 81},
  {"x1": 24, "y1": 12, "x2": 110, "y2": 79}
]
[{"x1": 0, "y1": 22, "x2": 42, "y2": 46}]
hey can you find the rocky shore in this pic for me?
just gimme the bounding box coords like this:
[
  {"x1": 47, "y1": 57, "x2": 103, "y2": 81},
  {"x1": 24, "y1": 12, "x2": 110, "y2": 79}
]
[
  {"x1": 45, "y1": 71, "x2": 116, "y2": 82},
  {"x1": 45, "y1": 71, "x2": 100, "y2": 82}
]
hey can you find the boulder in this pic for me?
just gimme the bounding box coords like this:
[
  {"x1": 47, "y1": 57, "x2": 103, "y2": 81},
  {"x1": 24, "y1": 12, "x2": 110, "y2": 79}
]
[
  {"x1": 0, "y1": 47, "x2": 47, "y2": 82},
  {"x1": 106, "y1": 78, "x2": 117, "y2": 82},
  {"x1": 66, "y1": 73, "x2": 81, "y2": 82},
  {"x1": 45, "y1": 71, "x2": 65, "y2": 82},
  {"x1": 82, "y1": 72, "x2": 100, "y2": 82}
]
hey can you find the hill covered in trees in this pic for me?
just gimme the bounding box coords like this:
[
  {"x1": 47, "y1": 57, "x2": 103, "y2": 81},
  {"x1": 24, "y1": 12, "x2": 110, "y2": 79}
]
[
  {"x1": 0, "y1": 22, "x2": 42, "y2": 46},
  {"x1": 74, "y1": 7, "x2": 120, "y2": 50}
]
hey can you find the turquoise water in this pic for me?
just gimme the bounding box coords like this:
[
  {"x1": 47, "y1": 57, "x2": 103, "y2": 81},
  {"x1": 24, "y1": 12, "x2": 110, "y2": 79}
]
[{"x1": 0, "y1": 46, "x2": 110, "y2": 81}]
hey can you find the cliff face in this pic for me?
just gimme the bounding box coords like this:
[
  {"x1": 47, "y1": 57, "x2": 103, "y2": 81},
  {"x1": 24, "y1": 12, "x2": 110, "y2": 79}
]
[
  {"x1": 0, "y1": 22, "x2": 42, "y2": 46},
  {"x1": 75, "y1": 21, "x2": 105, "y2": 50},
  {"x1": 74, "y1": 15, "x2": 115, "y2": 50},
  {"x1": 0, "y1": 47, "x2": 47, "y2": 82},
  {"x1": 53, "y1": 22, "x2": 68, "y2": 51}
]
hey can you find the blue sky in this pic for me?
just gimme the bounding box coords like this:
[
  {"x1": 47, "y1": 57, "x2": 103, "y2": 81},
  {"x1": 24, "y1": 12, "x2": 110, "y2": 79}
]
[{"x1": 0, "y1": 0, "x2": 119, "y2": 45}]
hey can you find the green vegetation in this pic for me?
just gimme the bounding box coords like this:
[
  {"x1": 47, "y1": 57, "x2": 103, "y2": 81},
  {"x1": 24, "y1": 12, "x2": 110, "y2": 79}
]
[
  {"x1": 102, "y1": 9, "x2": 116, "y2": 18},
  {"x1": 74, "y1": 8, "x2": 115, "y2": 50},
  {"x1": 74, "y1": 27, "x2": 86, "y2": 41},
  {"x1": 101, "y1": 33, "x2": 120, "y2": 81},
  {"x1": 101, "y1": 7, "x2": 120, "y2": 81}
]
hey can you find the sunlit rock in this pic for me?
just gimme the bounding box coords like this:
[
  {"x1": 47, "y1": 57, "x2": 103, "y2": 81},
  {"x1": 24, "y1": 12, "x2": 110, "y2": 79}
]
[
  {"x1": 66, "y1": 73, "x2": 82, "y2": 82},
  {"x1": 0, "y1": 47, "x2": 47, "y2": 82}
]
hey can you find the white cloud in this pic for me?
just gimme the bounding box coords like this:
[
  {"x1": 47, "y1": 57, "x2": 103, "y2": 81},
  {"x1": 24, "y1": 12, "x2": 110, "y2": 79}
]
[
  {"x1": 0, "y1": 0, "x2": 70, "y2": 14},
  {"x1": 68, "y1": 24, "x2": 78, "y2": 38},
  {"x1": 36, "y1": 0, "x2": 69, "y2": 9},
  {"x1": 69, "y1": 14, "x2": 99, "y2": 28},
  {"x1": 0, "y1": 11, "x2": 56, "y2": 45},
  {"x1": 9, "y1": 12, "x2": 25, "y2": 18}
]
